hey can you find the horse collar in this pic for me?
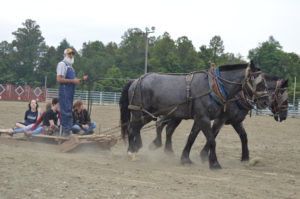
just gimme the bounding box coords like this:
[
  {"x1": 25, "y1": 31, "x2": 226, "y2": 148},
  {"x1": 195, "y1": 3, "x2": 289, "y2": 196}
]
[{"x1": 208, "y1": 64, "x2": 228, "y2": 106}]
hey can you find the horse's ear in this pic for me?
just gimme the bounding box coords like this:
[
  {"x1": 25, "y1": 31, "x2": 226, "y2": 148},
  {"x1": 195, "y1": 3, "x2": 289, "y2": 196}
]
[
  {"x1": 249, "y1": 60, "x2": 260, "y2": 72},
  {"x1": 281, "y1": 79, "x2": 288, "y2": 88}
]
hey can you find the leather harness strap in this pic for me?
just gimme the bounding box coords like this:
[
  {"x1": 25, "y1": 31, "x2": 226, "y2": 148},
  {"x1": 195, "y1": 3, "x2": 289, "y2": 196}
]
[
  {"x1": 272, "y1": 80, "x2": 288, "y2": 113},
  {"x1": 128, "y1": 72, "x2": 197, "y2": 120},
  {"x1": 186, "y1": 73, "x2": 194, "y2": 118},
  {"x1": 127, "y1": 62, "x2": 265, "y2": 120},
  {"x1": 208, "y1": 63, "x2": 229, "y2": 110}
]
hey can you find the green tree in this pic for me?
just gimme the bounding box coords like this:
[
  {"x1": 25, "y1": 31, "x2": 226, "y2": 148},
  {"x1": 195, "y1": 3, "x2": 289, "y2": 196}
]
[
  {"x1": 209, "y1": 35, "x2": 224, "y2": 65},
  {"x1": 148, "y1": 32, "x2": 180, "y2": 73},
  {"x1": 11, "y1": 19, "x2": 47, "y2": 85},
  {"x1": 98, "y1": 66, "x2": 126, "y2": 92},
  {"x1": 36, "y1": 46, "x2": 58, "y2": 88},
  {"x1": 248, "y1": 36, "x2": 287, "y2": 78},
  {"x1": 286, "y1": 53, "x2": 300, "y2": 79},
  {"x1": 105, "y1": 42, "x2": 118, "y2": 58},
  {"x1": 218, "y1": 53, "x2": 246, "y2": 66},
  {"x1": 176, "y1": 36, "x2": 204, "y2": 72},
  {"x1": 117, "y1": 28, "x2": 145, "y2": 77},
  {"x1": 0, "y1": 41, "x2": 15, "y2": 83},
  {"x1": 198, "y1": 45, "x2": 213, "y2": 69},
  {"x1": 79, "y1": 41, "x2": 117, "y2": 91}
]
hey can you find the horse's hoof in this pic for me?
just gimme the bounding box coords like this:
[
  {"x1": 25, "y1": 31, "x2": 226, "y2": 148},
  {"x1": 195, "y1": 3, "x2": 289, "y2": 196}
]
[
  {"x1": 209, "y1": 162, "x2": 222, "y2": 170},
  {"x1": 164, "y1": 148, "x2": 175, "y2": 156},
  {"x1": 181, "y1": 157, "x2": 193, "y2": 165},
  {"x1": 248, "y1": 157, "x2": 262, "y2": 166},
  {"x1": 200, "y1": 150, "x2": 209, "y2": 163},
  {"x1": 241, "y1": 156, "x2": 249, "y2": 162},
  {"x1": 127, "y1": 152, "x2": 137, "y2": 161}
]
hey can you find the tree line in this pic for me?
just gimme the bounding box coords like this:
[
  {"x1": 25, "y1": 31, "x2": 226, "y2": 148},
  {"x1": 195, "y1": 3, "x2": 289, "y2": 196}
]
[{"x1": 0, "y1": 19, "x2": 299, "y2": 95}]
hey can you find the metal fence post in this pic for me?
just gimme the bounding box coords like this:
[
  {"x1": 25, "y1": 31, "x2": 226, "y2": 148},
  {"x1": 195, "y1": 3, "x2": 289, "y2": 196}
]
[{"x1": 100, "y1": 92, "x2": 103, "y2": 105}]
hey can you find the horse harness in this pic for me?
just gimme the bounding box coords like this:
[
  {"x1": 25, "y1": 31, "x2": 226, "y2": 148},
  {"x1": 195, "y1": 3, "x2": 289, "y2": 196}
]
[
  {"x1": 207, "y1": 63, "x2": 268, "y2": 111},
  {"x1": 271, "y1": 80, "x2": 288, "y2": 114},
  {"x1": 128, "y1": 63, "x2": 268, "y2": 121},
  {"x1": 241, "y1": 68, "x2": 269, "y2": 102},
  {"x1": 185, "y1": 73, "x2": 194, "y2": 118},
  {"x1": 127, "y1": 72, "x2": 200, "y2": 121}
]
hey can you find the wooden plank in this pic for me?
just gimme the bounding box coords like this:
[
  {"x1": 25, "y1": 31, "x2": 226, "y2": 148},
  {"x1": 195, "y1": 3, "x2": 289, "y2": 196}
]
[
  {"x1": 77, "y1": 134, "x2": 121, "y2": 139},
  {"x1": 29, "y1": 134, "x2": 70, "y2": 140},
  {"x1": 0, "y1": 129, "x2": 12, "y2": 134}
]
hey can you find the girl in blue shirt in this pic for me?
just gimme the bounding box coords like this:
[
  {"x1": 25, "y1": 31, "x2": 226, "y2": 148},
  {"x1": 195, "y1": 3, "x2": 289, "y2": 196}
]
[{"x1": 15, "y1": 99, "x2": 41, "y2": 129}]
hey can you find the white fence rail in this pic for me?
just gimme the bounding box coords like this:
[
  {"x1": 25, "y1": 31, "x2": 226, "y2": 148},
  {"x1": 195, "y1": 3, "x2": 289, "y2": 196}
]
[
  {"x1": 254, "y1": 108, "x2": 300, "y2": 118},
  {"x1": 47, "y1": 88, "x2": 121, "y2": 105}
]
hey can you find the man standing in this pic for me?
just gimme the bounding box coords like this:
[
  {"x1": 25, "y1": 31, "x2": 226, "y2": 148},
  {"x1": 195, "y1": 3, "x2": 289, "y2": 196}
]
[{"x1": 56, "y1": 48, "x2": 88, "y2": 136}]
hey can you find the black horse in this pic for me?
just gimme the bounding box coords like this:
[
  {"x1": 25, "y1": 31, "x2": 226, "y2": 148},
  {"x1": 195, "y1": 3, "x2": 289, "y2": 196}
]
[
  {"x1": 150, "y1": 73, "x2": 288, "y2": 164},
  {"x1": 120, "y1": 61, "x2": 269, "y2": 169}
]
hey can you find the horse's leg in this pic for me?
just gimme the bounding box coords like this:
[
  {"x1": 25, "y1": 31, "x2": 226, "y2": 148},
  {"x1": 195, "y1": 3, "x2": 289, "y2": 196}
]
[
  {"x1": 149, "y1": 118, "x2": 168, "y2": 150},
  {"x1": 127, "y1": 120, "x2": 142, "y2": 159},
  {"x1": 127, "y1": 112, "x2": 151, "y2": 160},
  {"x1": 135, "y1": 115, "x2": 153, "y2": 152},
  {"x1": 231, "y1": 122, "x2": 249, "y2": 161},
  {"x1": 180, "y1": 121, "x2": 202, "y2": 165},
  {"x1": 164, "y1": 119, "x2": 182, "y2": 154},
  {"x1": 134, "y1": 132, "x2": 142, "y2": 152},
  {"x1": 195, "y1": 118, "x2": 221, "y2": 169},
  {"x1": 200, "y1": 118, "x2": 225, "y2": 162}
]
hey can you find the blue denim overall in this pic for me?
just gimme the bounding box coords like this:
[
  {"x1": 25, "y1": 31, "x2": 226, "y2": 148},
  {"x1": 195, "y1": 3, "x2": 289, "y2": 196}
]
[{"x1": 59, "y1": 62, "x2": 76, "y2": 136}]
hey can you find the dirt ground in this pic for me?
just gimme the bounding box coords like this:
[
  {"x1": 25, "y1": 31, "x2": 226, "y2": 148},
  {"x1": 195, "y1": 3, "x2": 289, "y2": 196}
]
[{"x1": 0, "y1": 101, "x2": 299, "y2": 199}]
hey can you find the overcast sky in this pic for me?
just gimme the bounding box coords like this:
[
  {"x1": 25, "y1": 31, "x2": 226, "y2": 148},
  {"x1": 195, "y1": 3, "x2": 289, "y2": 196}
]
[{"x1": 1, "y1": 0, "x2": 299, "y2": 59}]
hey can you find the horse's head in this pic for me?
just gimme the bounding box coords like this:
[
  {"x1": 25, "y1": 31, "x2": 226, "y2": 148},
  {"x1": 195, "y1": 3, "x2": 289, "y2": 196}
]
[
  {"x1": 270, "y1": 79, "x2": 289, "y2": 122},
  {"x1": 242, "y1": 61, "x2": 269, "y2": 109}
]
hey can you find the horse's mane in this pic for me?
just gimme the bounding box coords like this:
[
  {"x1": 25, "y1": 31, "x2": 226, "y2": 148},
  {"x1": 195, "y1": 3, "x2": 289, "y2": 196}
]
[{"x1": 218, "y1": 63, "x2": 248, "y2": 71}]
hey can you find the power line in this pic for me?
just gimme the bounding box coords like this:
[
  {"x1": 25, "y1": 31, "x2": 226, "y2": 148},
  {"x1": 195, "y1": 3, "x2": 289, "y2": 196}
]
[{"x1": 92, "y1": 77, "x2": 135, "y2": 81}]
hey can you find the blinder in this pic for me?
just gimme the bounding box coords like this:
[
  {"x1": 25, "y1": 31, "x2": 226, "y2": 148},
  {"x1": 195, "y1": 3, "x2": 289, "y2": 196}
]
[
  {"x1": 271, "y1": 80, "x2": 289, "y2": 114},
  {"x1": 242, "y1": 68, "x2": 269, "y2": 102}
]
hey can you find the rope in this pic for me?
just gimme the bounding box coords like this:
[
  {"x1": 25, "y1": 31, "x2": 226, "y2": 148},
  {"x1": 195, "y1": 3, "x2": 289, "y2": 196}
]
[
  {"x1": 205, "y1": 70, "x2": 243, "y2": 86},
  {"x1": 99, "y1": 122, "x2": 158, "y2": 135}
]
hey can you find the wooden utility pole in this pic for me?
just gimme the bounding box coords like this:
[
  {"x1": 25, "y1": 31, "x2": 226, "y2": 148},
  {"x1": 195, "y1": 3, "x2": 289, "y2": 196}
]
[
  {"x1": 144, "y1": 27, "x2": 155, "y2": 74},
  {"x1": 293, "y1": 76, "x2": 296, "y2": 110}
]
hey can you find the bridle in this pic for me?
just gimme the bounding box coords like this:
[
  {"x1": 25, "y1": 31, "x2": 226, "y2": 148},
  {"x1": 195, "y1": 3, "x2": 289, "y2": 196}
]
[
  {"x1": 271, "y1": 80, "x2": 288, "y2": 114},
  {"x1": 208, "y1": 63, "x2": 269, "y2": 110},
  {"x1": 241, "y1": 67, "x2": 269, "y2": 103}
]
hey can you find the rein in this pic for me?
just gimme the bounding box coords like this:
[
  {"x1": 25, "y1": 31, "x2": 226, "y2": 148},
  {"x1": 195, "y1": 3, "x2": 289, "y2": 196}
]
[
  {"x1": 236, "y1": 90, "x2": 254, "y2": 110},
  {"x1": 207, "y1": 63, "x2": 268, "y2": 111},
  {"x1": 129, "y1": 89, "x2": 214, "y2": 121},
  {"x1": 240, "y1": 67, "x2": 269, "y2": 106}
]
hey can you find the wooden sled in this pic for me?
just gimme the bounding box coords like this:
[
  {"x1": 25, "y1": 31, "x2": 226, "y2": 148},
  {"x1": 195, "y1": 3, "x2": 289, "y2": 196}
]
[
  {"x1": 0, "y1": 128, "x2": 120, "y2": 152},
  {"x1": 58, "y1": 134, "x2": 120, "y2": 152}
]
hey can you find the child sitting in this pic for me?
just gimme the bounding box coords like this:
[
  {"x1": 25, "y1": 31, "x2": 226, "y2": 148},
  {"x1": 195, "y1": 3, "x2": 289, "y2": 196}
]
[
  {"x1": 25, "y1": 98, "x2": 60, "y2": 136},
  {"x1": 71, "y1": 100, "x2": 96, "y2": 135},
  {"x1": 8, "y1": 102, "x2": 51, "y2": 136}
]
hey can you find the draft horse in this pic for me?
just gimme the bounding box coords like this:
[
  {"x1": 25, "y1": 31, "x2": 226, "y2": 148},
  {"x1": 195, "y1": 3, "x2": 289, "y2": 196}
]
[
  {"x1": 150, "y1": 73, "x2": 288, "y2": 164},
  {"x1": 120, "y1": 61, "x2": 269, "y2": 169}
]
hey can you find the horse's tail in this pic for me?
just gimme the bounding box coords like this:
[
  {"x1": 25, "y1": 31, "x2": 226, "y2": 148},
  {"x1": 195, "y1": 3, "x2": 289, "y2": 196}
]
[{"x1": 119, "y1": 80, "x2": 134, "y2": 140}]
